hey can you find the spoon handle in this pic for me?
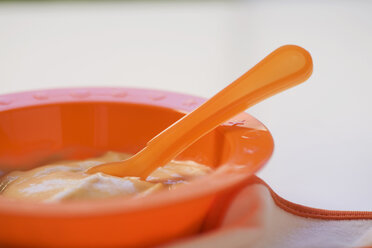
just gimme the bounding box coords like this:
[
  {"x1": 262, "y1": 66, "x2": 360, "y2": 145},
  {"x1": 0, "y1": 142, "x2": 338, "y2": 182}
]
[
  {"x1": 88, "y1": 45, "x2": 313, "y2": 178},
  {"x1": 130, "y1": 45, "x2": 313, "y2": 176}
]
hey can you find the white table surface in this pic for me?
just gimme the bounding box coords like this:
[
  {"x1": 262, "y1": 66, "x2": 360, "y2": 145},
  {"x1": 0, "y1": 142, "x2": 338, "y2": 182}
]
[{"x1": 0, "y1": 0, "x2": 371, "y2": 211}]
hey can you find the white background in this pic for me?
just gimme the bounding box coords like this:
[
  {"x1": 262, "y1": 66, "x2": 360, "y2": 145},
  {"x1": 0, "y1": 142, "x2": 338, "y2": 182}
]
[{"x1": 0, "y1": 0, "x2": 371, "y2": 210}]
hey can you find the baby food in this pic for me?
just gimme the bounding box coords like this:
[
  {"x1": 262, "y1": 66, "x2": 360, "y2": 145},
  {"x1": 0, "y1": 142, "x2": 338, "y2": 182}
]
[{"x1": 0, "y1": 151, "x2": 211, "y2": 202}]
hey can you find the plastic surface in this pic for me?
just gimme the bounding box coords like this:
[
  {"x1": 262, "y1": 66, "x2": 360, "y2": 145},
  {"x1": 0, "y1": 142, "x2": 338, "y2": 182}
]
[
  {"x1": 0, "y1": 88, "x2": 274, "y2": 248},
  {"x1": 88, "y1": 45, "x2": 313, "y2": 178}
]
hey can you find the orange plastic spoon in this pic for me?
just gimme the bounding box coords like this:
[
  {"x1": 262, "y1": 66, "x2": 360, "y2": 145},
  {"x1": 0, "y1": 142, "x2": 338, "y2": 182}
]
[{"x1": 87, "y1": 45, "x2": 313, "y2": 178}]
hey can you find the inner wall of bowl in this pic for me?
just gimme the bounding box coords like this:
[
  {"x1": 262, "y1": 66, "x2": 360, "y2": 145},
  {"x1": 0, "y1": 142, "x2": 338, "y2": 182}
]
[{"x1": 0, "y1": 102, "x2": 224, "y2": 173}]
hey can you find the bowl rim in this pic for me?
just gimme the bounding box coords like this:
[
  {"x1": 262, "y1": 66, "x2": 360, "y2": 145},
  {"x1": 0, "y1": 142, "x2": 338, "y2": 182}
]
[{"x1": 0, "y1": 87, "x2": 274, "y2": 217}]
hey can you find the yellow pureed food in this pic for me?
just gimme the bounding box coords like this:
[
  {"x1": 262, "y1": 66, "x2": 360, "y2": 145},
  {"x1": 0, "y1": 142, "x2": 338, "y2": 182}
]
[{"x1": 0, "y1": 152, "x2": 211, "y2": 202}]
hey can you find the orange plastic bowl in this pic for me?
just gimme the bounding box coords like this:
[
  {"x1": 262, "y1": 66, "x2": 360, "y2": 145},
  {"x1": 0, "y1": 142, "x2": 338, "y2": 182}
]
[{"x1": 0, "y1": 88, "x2": 273, "y2": 248}]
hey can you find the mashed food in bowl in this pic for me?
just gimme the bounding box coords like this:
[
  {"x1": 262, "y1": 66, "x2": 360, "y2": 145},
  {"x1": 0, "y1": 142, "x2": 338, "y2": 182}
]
[{"x1": 0, "y1": 152, "x2": 211, "y2": 202}]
